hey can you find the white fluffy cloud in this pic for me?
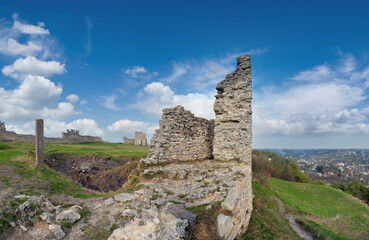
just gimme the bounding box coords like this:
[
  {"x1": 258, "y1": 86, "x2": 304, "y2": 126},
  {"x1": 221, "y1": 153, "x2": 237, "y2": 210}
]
[
  {"x1": 5, "y1": 119, "x2": 104, "y2": 138},
  {"x1": 0, "y1": 38, "x2": 41, "y2": 56},
  {"x1": 13, "y1": 17, "x2": 50, "y2": 35},
  {"x1": 108, "y1": 119, "x2": 150, "y2": 133},
  {"x1": 0, "y1": 14, "x2": 78, "y2": 124},
  {"x1": 107, "y1": 119, "x2": 158, "y2": 141},
  {"x1": 66, "y1": 94, "x2": 79, "y2": 103},
  {"x1": 254, "y1": 53, "x2": 369, "y2": 137},
  {"x1": 0, "y1": 75, "x2": 78, "y2": 122},
  {"x1": 2, "y1": 56, "x2": 65, "y2": 80},
  {"x1": 136, "y1": 82, "x2": 215, "y2": 119}
]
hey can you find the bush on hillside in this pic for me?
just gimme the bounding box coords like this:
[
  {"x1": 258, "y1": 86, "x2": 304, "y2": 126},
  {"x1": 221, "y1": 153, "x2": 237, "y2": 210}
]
[{"x1": 252, "y1": 150, "x2": 310, "y2": 185}]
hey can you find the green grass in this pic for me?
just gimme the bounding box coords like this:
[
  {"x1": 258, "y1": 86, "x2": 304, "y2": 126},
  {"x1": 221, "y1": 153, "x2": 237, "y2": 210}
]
[
  {"x1": 241, "y1": 181, "x2": 300, "y2": 240},
  {"x1": 268, "y1": 178, "x2": 369, "y2": 239},
  {"x1": 297, "y1": 218, "x2": 351, "y2": 240},
  {"x1": 269, "y1": 178, "x2": 368, "y2": 218},
  {"x1": 0, "y1": 142, "x2": 149, "y2": 199},
  {"x1": 0, "y1": 142, "x2": 9, "y2": 150}
]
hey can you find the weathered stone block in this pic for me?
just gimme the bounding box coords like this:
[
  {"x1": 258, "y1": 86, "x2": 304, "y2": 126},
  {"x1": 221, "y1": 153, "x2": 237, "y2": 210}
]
[{"x1": 35, "y1": 119, "x2": 44, "y2": 169}]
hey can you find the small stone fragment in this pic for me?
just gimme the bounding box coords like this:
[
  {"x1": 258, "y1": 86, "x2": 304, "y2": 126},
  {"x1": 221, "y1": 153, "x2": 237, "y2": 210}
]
[
  {"x1": 16, "y1": 201, "x2": 30, "y2": 213},
  {"x1": 56, "y1": 209, "x2": 81, "y2": 223},
  {"x1": 217, "y1": 214, "x2": 233, "y2": 238},
  {"x1": 40, "y1": 212, "x2": 53, "y2": 223},
  {"x1": 104, "y1": 198, "x2": 115, "y2": 206},
  {"x1": 49, "y1": 224, "x2": 66, "y2": 240},
  {"x1": 166, "y1": 204, "x2": 196, "y2": 224},
  {"x1": 114, "y1": 193, "x2": 135, "y2": 202}
]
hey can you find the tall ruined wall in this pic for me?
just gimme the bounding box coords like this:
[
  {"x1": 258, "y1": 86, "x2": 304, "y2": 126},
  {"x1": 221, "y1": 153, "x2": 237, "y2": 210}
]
[
  {"x1": 135, "y1": 132, "x2": 148, "y2": 146},
  {"x1": 143, "y1": 105, "x2": 214, "y2": 164},
  {"x1": 213, "y1": 55, "x2": 252, "y2": 163}
]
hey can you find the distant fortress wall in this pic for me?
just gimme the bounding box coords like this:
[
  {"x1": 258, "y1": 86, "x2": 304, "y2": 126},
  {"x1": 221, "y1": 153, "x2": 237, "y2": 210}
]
[{"x1": 0, "y1": 121, "x2": 104, "y2": 144}]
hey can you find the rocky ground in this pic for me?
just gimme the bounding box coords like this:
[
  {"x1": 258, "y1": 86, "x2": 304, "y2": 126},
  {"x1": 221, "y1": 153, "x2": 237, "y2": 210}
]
[{"x1": 1, "y1": 158, "x2": 252, "y2": 240}]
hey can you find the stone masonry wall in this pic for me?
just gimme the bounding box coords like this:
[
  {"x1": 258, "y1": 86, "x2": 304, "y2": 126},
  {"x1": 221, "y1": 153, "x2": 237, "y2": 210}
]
[
  {"x1": 62, "y1": 129, "x2": 103, "y2": 143},
  {"x1": 213, "y1": 55, "x2": 252, "y2": 164},
  {"x1": 143, "y1": 105, "x2": 214, "y2": 164},
  {"x1": 134, "y1": 132, "x2": 148, "y2": 146},
  {"x1": 123, "y1": 137, "x2": 135, "y2": 145},
  {"x1": 0, "y1": 123, "x2": 103, "y2": 144}
]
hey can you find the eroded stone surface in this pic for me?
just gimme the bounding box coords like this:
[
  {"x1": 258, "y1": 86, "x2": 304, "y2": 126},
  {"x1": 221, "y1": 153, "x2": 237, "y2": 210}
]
[
  {"x1": 56, "y1": 209, "x2": 81, "y2": 223},
  {"x1": 143, "y1": 106, "x2": 214, "y2": 164},
  {"x1": 213, "y1": 55, "x2": 252, "y2": 163}
]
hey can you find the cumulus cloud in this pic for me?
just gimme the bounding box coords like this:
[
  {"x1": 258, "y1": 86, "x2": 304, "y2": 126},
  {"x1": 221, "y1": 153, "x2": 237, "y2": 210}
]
[
  {"x1": 0, "y1": 75, "x2": 77, "y2": 122},
  {"x1": 2, "y1": 56, "x2": 65, "y2": 80},
  {"x1": 254, "y1": 53, "x2": 369, "y2": 137},
  {"x1": 136, "y1": 82, "x2": 215, "y2": 119},
  {"x1": 66, "y1": 94, "x2": 79, "y2": 103},
  {"x1": 108, "y1": 119, "x2": 150, "y2": 133},
  {"x1": 0, "y1": 38, "x2": 41, "y2": 56},
  {"x1": 12, "y1": 14, "x2": 50, "y2": 35},
  {"x1": 5, "y1": 119, "x2": 104, "y2": 138},
  {"x1": 0, "y1": 14, "x2": 78, "y2": 124},
  {"x1": 65, "y1": 119, "x2": 104, "y2": 136},
  {"x1": 107, "y1": 119, "x2": 158, "y2": 141}
]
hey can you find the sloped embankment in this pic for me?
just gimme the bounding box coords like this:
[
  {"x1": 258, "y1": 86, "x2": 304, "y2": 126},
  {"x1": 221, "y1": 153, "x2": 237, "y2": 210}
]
[{"x1": 243, "y1": 178, "x2": 369, "y2": 240}]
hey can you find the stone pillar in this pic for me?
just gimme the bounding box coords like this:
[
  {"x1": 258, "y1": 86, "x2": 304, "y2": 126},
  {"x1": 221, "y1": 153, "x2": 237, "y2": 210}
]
[
  {"x1": 213, "y1": 55, "x2": 252, "y2": 163},
  {"x1": 35, "y1": 119, "x2": 44, "y2": 170}
]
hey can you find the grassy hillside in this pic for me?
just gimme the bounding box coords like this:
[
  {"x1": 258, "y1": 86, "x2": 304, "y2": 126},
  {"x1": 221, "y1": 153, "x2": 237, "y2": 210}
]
[{"x1": 244, "y1": 178, "x2": 369, "y2": 239}]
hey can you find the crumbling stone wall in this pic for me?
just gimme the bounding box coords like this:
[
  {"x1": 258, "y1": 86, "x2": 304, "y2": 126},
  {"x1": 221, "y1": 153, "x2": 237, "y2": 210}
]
[
  {"x1": 144, "y1": 106, "x2": 214, "y2": 164},
  {"x1": 135, "y1": 132, "x2": 148, "y2": 146},
  {"x1": 62, "y1": 129, "x2": 103, "y2": 144},
  {"x1": 213, "y1": 55, "x2": 252, "y2": 163},
  {"x1": 0, "y1": 123, "x2": 103, "y2": 144},
  {"x1": 123, "y1": 137, "x2": 135, "y2": 145},
  {"x1": 123, "y1": 132, "x2": 148, "y2": 146}
]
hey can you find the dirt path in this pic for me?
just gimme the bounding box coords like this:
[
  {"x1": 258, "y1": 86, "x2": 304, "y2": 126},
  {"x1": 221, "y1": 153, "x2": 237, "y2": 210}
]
[{"x1": 276, "y1": 198, "x2": 315, "y2": 240}]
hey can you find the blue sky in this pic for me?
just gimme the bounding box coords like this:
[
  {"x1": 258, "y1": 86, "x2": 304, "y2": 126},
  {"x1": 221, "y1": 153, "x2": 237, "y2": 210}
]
[{"x1": 1, "y1": 0, "x2": 369, "y2": 148}]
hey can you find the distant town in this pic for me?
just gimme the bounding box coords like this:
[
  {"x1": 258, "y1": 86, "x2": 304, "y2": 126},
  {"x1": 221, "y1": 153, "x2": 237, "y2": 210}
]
[{"x1": 260, "y1": 149, "x2": 369, "y2": 186}]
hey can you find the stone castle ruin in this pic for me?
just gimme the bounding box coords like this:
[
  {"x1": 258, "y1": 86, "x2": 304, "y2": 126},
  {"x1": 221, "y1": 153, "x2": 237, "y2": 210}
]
[
  {"x1": 144, "y1": 106, "x2": 214, "y2": 164},
  {"x1": 123, "y1": 131, "x2": 148, "y2": 146},
  {"x1": 144, "y1": 54, "x2": 252, "y2": 165},
  {"x1": 0, "y1": 121, "x2": 103, "y2": 144},
  {"x1": 140, "y1": 55, "x2": 253, "y2": 239}
]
